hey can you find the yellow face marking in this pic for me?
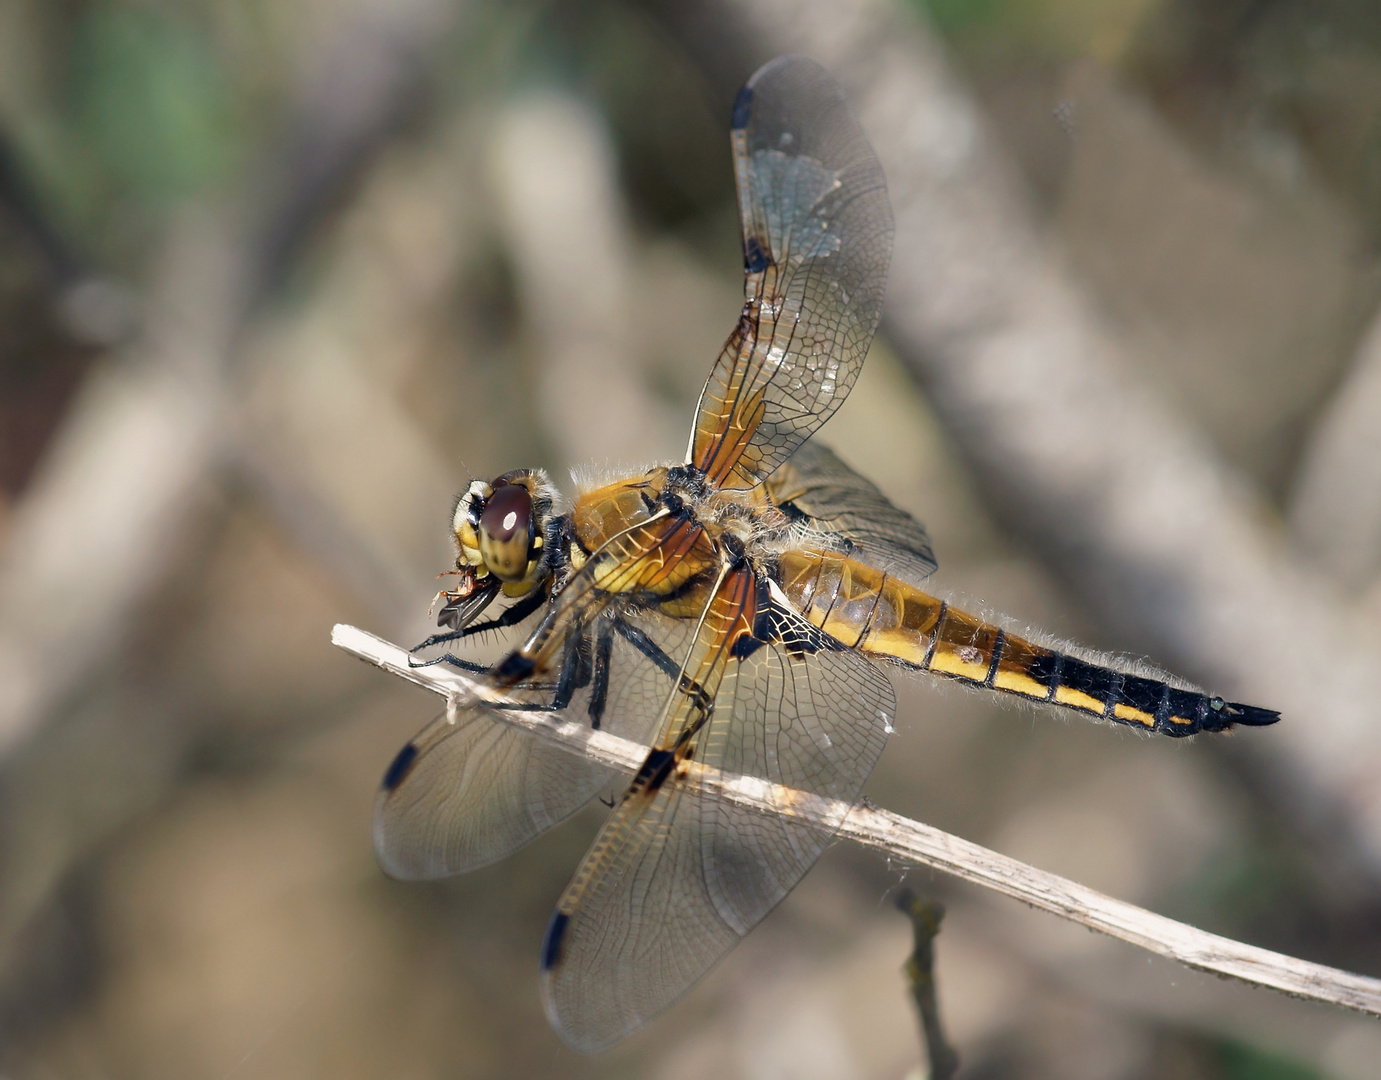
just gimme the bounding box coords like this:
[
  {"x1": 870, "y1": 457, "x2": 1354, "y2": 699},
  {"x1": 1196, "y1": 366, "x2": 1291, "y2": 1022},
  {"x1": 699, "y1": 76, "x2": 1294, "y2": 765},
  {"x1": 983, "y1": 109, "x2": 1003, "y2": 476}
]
[
  {"x1": 930, "y1": 643, "x2": 991, "y2": 682},
  {"x1": 1055, "y1": 685, "x2": 1105, "y2": 714},
  {"x1": 993, "y1": 669, "x2": 1049, "y2": 699},
  {"x1": 1113, "y1": 703, "x2": 1156, "y2": 727}
]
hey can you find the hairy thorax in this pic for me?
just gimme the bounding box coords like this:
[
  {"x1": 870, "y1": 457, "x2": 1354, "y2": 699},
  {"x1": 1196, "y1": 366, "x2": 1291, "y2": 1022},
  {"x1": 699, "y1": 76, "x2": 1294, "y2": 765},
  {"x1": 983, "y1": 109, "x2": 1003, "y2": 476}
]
[{"x1": 569, "y1": 465, "x2": 791, "y2": 612}]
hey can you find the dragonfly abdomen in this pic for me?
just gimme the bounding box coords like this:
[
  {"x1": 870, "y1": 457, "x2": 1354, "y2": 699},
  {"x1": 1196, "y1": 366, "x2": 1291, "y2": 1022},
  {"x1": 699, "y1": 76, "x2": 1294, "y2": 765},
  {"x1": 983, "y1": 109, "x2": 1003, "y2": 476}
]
[{"x1": 774, "y1": 550, "x2": 1278, "y2": 737}]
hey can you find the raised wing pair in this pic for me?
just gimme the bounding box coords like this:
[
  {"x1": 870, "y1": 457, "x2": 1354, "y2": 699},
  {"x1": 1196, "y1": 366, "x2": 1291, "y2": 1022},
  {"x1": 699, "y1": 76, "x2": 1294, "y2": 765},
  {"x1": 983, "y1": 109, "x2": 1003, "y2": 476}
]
[{"x1": 374, "y1": 56, "x2": 1279, "y2": 1051}]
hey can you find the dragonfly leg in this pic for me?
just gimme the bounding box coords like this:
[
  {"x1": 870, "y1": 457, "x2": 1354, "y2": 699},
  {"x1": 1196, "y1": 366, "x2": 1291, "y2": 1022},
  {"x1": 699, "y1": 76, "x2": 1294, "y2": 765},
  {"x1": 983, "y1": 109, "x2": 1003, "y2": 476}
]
[
  {"x1": 410, "y1": 587, "x2": 550, "y2": 654},
  {"x1": 612, "y1": 619, "x2": 680, "y2": 679},
  {"x1": 482, "y1": 626, "x2": 596, "y2": 714},
  {"x1": 587, "y1": 618, "x2": 615, "y2": 730},
  {"x1": 409, "y1": 653, "x2": 491, "y2": 673},
  {"x1": 612, "y1": 618, "x2": 715, "y2": 719}
]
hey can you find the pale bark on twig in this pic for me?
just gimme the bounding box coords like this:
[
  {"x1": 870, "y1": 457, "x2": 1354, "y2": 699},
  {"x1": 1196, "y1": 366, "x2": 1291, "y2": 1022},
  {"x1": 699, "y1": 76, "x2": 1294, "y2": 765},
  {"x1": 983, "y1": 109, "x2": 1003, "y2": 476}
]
[{"x1": 332, "y1": 622, "x2": 1381, "y2": 1020}]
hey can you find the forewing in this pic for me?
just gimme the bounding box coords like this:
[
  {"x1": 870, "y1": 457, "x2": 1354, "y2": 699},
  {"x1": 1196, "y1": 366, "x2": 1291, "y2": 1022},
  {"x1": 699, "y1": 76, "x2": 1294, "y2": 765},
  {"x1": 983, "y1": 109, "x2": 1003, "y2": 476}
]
[
  {"x1": 767, "y1": 441, "x2": 937, "y2": 583},
  {"x1": 539, "y1": 576, "x2": 896, "y2": 1050},
  {"x1": 691, "y1": 56, "x2": 893, "y2": 490},
  {"x1": 375, "y1": 516, "x2": 702, "y2": 880}
]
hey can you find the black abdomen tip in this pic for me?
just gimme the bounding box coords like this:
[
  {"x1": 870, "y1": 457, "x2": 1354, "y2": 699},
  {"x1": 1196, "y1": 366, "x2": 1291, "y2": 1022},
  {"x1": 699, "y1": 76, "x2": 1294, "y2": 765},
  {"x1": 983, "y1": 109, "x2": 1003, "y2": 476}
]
[
  {"x1": 381, "y1": 742, "x2": 419, "y2": 792},
  {"x1": 1230, "y1": 703, "x2": 1282, "y2": 727},
  {"x1": 731, "y1": 84, "x2": 753, "y2": 130},
  {"x1": 541, "y1": 911, "x2": 571, "y2": 971}
]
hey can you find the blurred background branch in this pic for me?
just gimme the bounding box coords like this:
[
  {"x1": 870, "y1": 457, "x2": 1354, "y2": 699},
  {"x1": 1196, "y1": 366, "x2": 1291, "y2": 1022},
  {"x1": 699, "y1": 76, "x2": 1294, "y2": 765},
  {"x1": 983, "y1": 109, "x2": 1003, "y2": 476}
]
[{"x1": 2, "y1": 0, "x2": 1381, "y2": 1077}]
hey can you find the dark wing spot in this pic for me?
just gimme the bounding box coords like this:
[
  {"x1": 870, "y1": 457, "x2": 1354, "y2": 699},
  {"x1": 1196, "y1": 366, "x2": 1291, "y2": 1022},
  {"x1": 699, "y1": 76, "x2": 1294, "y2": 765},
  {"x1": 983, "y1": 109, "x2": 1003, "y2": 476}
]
[
  {"x1": 731, "y1": 84, "x2": 754, "y2": 130},
  {"x1": 730, "y1": 632, "x2": 766, "y2": 660},
  {"x1": 636, "y1": 748, "x2": 678, "y2": 793},
  {"x1": 744, "y1": 235, "x2": 771, "y2": 274},
  {"x1": 381, "y1": 742, "x2": 419, "y2": 792},
  {"x1": 495, "y1": 652, "x2": 536, "y2": 684},
  {"x1": 541, "y1": 911, "x2": 571, "y2": 971}
]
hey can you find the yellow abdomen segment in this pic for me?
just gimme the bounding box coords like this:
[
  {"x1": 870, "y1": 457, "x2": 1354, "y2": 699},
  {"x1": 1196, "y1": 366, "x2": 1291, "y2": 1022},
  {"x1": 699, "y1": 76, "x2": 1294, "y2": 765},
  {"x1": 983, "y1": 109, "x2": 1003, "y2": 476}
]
[{"x1": 773, "y1": 550, "x2": 1258, "y2": 738}]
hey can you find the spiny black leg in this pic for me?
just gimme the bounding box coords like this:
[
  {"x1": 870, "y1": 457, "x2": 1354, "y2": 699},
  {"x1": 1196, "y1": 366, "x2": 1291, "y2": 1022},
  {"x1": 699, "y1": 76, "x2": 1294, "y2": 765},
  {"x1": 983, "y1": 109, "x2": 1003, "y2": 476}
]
[
  {"x1": 411, "y1": 654, "x2": 491, "y2": 674},
  {"x1": 613, "y1": 618, "x2": 712, "y2": 715},
  {"x1": 547, "y1": 627, "x2": 595, "y2": 712},
  {"x1": 587, "y1": 617, "x2": 615, "y2": 730},
  {"x1": 482, "y1": 629, "x2": 594, "y2": 713},
  {"x1": 614, "y1": 620, "x2": 681, "y2": 679},
  {"x1": 411, "y1": 587, "x2": 550, "y2": 654}
]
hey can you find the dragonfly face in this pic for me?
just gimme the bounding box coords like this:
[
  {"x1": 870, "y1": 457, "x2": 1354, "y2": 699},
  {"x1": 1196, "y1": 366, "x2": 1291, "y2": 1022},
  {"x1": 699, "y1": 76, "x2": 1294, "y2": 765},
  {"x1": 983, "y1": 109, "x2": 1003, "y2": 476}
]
[
  {"x1": 376, "y1": 56, "x2": 1281, "y2": 1052},
  {"x1": 436, "y1": 469, "x2": 558, "y2": 630}
]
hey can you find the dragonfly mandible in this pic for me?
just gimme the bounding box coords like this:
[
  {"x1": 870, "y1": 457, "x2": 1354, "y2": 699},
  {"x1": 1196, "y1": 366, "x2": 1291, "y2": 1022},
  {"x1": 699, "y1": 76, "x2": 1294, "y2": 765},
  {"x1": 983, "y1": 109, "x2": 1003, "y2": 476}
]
[{"x1": 373, "y1": 55, "x2": 1280, "y2": 1052}]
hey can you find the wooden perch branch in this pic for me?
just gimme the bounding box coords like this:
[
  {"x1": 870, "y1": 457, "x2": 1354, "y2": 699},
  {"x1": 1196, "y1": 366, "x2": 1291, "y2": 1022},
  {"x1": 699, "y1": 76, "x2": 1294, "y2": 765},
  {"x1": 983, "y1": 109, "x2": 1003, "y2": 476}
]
[{"x1": 333, "y1": 622, "x2": 1381, "y2": 1020}]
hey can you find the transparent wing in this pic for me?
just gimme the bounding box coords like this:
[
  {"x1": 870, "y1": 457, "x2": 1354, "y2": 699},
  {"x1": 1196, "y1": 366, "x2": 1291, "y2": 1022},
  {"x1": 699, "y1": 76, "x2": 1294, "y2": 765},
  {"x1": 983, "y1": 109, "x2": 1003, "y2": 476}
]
[
  {"x1": 539, "y1": 572, "x2": 896, "y2": 1050},
  {"x1": 375, "y1": 516, "x2": 705, "y2": 880},
  {"x1": 766, "y1": 441, "x2": 937, "y2": 583},
  {"x1": 690, "y1": 56, "x2": 894, "y2": 490},
  {"x1": 374, "y1": 604, "x2": 709, "y2": 880},
  {"x1": 374, "y1": 708, "x2": 612, "y2": 881}
]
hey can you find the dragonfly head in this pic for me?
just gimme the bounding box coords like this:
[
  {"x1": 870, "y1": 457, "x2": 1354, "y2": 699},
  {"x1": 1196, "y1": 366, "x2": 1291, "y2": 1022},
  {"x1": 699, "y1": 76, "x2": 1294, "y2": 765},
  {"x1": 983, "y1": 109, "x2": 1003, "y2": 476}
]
[{"x1": 439, "y1": 469, "x2": 557, "y2": 629}]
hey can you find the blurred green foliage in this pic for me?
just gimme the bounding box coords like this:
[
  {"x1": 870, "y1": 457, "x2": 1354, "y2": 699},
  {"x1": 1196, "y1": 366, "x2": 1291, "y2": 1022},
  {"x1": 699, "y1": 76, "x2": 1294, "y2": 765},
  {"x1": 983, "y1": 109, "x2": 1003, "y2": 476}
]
[
  {"x1": 10, "y1": 1, "x2": 242, "y2": 265},
  {"x1": 914, "y1": 0, "x2": 1008, "y2": 36},
  {"x1": 1216, "y1": 1037, "x2": 1323, "y2": 1080},
  {"x1": 68, "y1": 4, "x2": 236, "y2": 203}
]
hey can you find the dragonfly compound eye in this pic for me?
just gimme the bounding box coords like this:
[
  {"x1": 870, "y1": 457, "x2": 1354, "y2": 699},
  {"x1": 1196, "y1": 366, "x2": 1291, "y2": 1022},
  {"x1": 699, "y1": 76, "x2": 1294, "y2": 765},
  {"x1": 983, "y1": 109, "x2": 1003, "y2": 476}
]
[
  {"x1": 479, "y1": 482, "x2": 536, "y2": 582},
  {"x1": 451, "y1": 480, "x2": 492, "y2": 568}
]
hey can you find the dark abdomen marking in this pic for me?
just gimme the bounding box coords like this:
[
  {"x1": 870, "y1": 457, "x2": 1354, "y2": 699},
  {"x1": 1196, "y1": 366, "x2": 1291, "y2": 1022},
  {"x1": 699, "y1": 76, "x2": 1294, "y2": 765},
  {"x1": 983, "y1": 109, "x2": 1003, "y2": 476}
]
[{"x1": 774, "y1": 549, "x2": 1279, "y2": 737}]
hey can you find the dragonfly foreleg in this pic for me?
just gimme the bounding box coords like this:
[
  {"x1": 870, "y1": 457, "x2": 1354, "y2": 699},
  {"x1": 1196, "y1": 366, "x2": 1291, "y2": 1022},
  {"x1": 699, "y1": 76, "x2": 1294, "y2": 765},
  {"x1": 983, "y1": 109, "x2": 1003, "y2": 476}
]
[{"x1": 410, "y1": 587, "x2": 550, "y2": 654}]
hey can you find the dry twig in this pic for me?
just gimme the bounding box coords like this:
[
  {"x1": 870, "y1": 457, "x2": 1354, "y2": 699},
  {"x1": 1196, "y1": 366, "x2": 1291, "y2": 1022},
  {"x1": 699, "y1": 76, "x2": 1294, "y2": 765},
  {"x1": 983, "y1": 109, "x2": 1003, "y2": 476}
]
[
  {"x1": 332, "y1": 622, "x2": 1381, "y2": 1020},
  {"x1": 896, "y1": 890, "x2": 960, "y2": 1080}
]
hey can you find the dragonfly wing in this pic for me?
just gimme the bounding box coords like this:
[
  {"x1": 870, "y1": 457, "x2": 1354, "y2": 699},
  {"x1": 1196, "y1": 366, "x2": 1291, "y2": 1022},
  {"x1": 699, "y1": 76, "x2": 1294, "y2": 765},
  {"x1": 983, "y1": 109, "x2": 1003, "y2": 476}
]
[
  {"x1": 767, "y1": 440, "x2": 937, "y2": 583},
  {"x1": 691, "y1": 56, "x2": 893, "y2": 490},
  {"x1": 539, "y1": 573, "x2": 896, "y2": 1050},
  {"x1": 376, "y1": 517, "x2": 703, "y2": 880},
  {"x1": 374, "y1": 705, "x2": 615, "y2": 880}
]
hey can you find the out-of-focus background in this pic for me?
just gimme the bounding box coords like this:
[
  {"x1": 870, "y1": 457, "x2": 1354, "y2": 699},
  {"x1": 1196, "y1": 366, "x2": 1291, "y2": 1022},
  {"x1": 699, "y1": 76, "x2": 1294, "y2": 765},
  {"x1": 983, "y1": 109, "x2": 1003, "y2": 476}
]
[{"x1": 3, "y1": 0, "x2": 1381, "y2": 1076}]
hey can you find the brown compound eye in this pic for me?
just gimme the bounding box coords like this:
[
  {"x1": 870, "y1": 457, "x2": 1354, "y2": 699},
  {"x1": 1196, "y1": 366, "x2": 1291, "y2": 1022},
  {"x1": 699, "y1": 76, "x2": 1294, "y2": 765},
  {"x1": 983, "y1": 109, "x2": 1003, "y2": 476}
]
[{"x1": 478, "y1": 482, "x2": 535, "y2": 582}]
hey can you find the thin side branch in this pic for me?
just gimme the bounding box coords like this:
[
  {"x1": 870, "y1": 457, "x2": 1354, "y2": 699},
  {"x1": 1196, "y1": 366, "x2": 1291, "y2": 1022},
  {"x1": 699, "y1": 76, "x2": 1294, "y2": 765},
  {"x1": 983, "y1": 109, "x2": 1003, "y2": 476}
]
[
  {"x1": 896, "y1": 890, "x2": 960, "y2": 1080},
  {"x1": 332, "y1": 622, "x2": 1381, "y2": 1020}
]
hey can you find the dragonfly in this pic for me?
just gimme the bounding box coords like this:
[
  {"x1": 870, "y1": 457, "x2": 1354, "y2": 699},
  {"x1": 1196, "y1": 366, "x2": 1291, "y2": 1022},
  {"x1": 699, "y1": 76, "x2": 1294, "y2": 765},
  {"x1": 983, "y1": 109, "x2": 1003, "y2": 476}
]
[{"x1": 374, "y1": 55, "x2": 1280, "y2": 1051}]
